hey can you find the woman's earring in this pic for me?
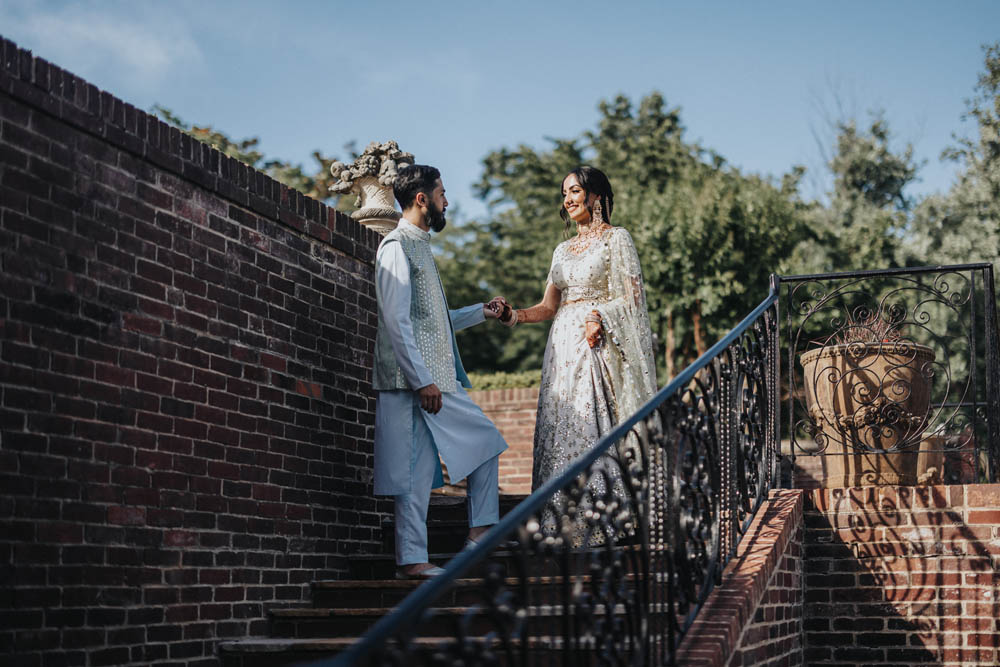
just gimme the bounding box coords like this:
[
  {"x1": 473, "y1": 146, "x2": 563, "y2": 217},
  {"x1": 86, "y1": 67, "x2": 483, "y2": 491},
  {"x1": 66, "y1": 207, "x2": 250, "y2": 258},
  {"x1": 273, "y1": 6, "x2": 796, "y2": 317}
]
[{"x1": 592, "y1": 198, "x2": 604, "y2": 224}]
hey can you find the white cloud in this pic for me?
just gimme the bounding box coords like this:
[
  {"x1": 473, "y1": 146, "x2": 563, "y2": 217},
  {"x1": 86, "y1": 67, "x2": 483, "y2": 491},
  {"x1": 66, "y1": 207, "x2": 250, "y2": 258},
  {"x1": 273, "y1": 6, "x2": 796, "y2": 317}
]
[{"x1": 1, "y1": 1, "x2": 203, "y2": 86}]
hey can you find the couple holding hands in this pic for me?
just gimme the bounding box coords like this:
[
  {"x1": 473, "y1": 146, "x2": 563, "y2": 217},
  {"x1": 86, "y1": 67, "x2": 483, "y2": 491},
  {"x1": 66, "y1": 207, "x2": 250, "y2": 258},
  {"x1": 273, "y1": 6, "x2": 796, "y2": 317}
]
[{"x1": 373, "y1": 164, "x2": 657, "y2": 579}]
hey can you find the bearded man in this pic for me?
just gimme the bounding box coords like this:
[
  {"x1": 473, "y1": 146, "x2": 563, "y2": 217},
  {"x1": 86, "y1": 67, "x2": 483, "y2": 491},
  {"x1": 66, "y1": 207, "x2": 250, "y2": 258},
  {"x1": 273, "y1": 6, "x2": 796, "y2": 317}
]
[{"x1": 372, "y1": 164, "x2": 508, "y2": 579}]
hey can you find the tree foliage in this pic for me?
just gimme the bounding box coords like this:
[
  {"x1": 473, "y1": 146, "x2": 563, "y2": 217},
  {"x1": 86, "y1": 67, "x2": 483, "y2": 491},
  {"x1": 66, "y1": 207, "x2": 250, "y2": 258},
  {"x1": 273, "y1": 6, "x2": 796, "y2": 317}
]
[
  {"x1": 449, "y1": 44, "x2": 994, "y2": 381},
  {"x1": 440, "y1": 138, "x2": 586, "y2": 373},
  {"x1": 442, "y1": 93, "x2": 808, "y2": 380},
  {"x1": 788, "y1": 116, "x2": 919, "y2": 276},
  {"x1": 152, "y1": 43, "x2": 1000, "y2": 389},
  {"x1": 899, "y1": 42, "x2": 1000, "y2": 274}
]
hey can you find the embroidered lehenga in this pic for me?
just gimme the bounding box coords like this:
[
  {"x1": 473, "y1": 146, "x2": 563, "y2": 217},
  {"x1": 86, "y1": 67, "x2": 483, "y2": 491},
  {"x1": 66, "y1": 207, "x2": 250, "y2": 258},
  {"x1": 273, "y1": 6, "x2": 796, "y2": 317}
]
[{"x1": 532, "y1": 226, "x2": 658, "y2": 544}]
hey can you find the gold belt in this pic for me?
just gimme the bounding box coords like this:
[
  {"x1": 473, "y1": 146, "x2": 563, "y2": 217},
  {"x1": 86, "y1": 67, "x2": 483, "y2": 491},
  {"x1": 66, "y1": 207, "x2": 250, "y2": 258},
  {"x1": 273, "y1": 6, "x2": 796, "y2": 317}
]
[{"x1": 562, "y1": 298, "x2": 602, "y2": 306}]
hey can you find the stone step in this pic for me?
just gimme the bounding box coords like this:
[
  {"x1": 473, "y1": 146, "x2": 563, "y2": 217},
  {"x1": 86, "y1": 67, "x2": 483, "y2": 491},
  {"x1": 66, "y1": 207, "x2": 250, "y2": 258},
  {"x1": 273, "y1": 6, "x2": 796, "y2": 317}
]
[
  {"x1": 269, "y1": 600, "x2": 669, "y2": 639},
  {"x1": 309, "y1": 573, "x2": 614, "y2": 609},
  {"x1": 218, "y1": 638, "x2": 353, "y2": 667},
  {"x1": 376, "y1": 492, "x2": 527, "y2": 555},
  {"x1": 423, "y1": 492, "x2": 526, "y2": 522},
  {"x1": 346, "y1": 547, "x2": 521, "y2": 580},
  {"x1": 379, "y1": 518, "x2": 496, "y2": 554},
  {"x1": 345, "y1": 540, "x2": 642, "y2": 580},
  {"x1": 310, "y1": 577, "x2": 430, "y2": 609},
  {"x1": 269, "y1": 605, "x2": 495, "y2": 638},
  {"x1": 218, "y1": 635, "x2": 591, "y2": 667},
  {"x1": 310, "y1": 576, "x2": 502, "y2": 609}
]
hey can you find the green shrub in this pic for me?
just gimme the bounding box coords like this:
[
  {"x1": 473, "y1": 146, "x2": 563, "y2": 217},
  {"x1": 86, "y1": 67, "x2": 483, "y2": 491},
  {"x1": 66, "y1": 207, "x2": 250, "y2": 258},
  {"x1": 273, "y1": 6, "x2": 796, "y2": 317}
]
[{"x1": 466, "y1": 370, "x2": 542, "y2": 391}]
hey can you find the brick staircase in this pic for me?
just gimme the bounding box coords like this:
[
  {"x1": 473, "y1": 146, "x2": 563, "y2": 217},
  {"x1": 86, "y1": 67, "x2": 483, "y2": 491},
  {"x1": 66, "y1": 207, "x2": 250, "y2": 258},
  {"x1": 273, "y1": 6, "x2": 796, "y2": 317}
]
[
  {"x1": 219, "y1": 483, "x2": 1000, "y2": 666},
  {"x1": 218, "y1": 493, "x2": 526, "y2": 666}
]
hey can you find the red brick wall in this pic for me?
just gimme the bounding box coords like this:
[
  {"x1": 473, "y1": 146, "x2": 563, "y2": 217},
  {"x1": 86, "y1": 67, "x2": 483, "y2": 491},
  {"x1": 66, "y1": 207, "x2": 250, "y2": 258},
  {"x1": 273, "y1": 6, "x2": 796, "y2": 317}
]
[
  {"x1": 468, "y1": 387, "x2": 538, "y2": 495},
  {"x1": 0, "y1": 36, "x2": 387, "y2": 666},
  {"x1": 677, "y1": 489, "x2": 805, "y2": 667},
  {"x1": 803, "y1": 484, "x2": 1000, "y2": 665},
  {"x1": 729, "y1": 530, "x2": 804, "y2": 666}
]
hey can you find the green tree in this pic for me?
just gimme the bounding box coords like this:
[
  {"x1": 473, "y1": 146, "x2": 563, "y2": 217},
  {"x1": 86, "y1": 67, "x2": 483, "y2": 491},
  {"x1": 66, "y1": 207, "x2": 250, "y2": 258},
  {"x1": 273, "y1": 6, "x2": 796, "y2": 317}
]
[
  {"x1": 787, "y1": 116, "x2": 918, "y2": 276},
  {"x1": 899, "y1": 43, "x2": 1000, "y2": 273},
  {"x1": 595, "y1": 94, "x2": 806, "y2": 373},
  {"x1": 891, "y1": 44, "x2": 1000, "y2": 396},
  {"x1": 631, "y1": 165, "x2": 807, "y2": 374},
  {"x1": 444, "y1": 93, "x2": 807, "y2": 380}
]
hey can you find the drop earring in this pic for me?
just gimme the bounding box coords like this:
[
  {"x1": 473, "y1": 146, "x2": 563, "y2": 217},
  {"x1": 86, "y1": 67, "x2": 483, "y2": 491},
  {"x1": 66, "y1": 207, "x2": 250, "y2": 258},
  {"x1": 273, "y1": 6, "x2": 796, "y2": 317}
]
[{"x1": 592, "y1": 198, "x2": 604, "y2": 225}]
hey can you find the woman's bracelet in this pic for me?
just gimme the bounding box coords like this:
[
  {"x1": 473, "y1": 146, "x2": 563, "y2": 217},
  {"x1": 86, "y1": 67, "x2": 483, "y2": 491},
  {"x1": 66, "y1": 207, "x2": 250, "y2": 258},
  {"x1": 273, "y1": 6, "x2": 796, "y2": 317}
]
[
  {"x1": 584, "y1": 310, "x2": 602, "y2": 324},
  {"x1": 500, "y1": 308, "x2": 519, "y2": 328}
]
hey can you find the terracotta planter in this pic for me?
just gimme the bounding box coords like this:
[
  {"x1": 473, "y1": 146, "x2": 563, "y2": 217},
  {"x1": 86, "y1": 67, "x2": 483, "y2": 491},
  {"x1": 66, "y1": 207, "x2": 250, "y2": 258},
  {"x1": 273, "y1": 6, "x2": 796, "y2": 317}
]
[{"x1": 800, "y1": 342, "x2": 935, "y2": 487}]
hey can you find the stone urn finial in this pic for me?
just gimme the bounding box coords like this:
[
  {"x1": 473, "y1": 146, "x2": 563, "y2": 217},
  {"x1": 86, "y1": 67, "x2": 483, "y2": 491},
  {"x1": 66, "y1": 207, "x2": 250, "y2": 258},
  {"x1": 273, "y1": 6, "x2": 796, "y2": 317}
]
[{"x1": 329, "y1": 141, "x2": 415, "y2": 235}]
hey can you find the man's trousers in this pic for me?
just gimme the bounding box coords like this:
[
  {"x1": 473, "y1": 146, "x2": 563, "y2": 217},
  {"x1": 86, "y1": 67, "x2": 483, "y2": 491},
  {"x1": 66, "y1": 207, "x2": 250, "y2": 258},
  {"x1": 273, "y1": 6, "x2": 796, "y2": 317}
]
[{"x1": 394, "y1": 408, "x2": 500, "y2": 565}]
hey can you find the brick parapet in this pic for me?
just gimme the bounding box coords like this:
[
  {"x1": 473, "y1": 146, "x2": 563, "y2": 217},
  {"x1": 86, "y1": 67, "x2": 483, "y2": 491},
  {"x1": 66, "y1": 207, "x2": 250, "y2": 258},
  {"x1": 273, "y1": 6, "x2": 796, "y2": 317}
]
[
  {"x1": 0, "y1": 36, "x2": 378, "y2": 257},
  {"x1": 676, "y1": 489, "x2": 805, "y2": 667}
]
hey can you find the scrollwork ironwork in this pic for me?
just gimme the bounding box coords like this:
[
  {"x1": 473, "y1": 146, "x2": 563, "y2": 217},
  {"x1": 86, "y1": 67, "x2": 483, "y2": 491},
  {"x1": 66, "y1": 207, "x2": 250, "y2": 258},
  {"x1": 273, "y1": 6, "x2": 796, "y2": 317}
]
[
  {"x1": 329, "y1": 296, "x2": 781, "y2": 667},
  {"x1": 329, "y1": 266, "x2": 997, "y2": 667},
  {"x1": 783, "y1": 265, "x2": 998, "y2": 488}
]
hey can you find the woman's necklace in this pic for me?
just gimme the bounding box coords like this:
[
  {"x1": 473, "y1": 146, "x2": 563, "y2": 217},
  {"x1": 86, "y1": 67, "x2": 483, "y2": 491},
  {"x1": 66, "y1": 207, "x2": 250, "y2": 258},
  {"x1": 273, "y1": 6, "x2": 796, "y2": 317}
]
[{"x1": 567, "y1": 221, "x2": 611, "y2": 255}]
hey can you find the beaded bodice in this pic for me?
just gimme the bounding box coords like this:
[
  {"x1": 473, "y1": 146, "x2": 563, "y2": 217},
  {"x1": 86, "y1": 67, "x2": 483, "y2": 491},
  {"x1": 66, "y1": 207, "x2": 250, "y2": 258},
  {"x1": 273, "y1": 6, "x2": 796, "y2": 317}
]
[{"x1": 548, "y1": 228, "x2": 613, "y2": 304}]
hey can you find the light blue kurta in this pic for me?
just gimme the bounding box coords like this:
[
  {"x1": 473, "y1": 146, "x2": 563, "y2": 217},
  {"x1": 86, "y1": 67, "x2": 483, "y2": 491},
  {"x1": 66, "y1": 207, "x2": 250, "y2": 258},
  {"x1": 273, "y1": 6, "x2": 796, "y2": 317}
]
[{"x1": 373, "y1": 220, "x2": 508, "y2": 496}]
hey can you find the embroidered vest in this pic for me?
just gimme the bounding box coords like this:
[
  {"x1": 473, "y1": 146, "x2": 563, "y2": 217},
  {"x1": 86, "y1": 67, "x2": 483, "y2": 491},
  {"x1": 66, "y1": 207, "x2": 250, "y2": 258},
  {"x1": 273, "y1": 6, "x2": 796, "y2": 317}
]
[{"x1": 372, "y1": 225, "x2": 459, "y2": 392}]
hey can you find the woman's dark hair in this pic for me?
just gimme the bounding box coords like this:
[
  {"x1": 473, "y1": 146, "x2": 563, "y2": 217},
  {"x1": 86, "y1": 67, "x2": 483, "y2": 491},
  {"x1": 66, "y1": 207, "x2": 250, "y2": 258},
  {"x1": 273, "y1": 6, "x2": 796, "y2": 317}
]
[
  {"x1": 559, "y1": 165, "x2": 614, "y2": 230},
  {"x1": 394, "y1": 164, "x2": 441, "y2": 210}
]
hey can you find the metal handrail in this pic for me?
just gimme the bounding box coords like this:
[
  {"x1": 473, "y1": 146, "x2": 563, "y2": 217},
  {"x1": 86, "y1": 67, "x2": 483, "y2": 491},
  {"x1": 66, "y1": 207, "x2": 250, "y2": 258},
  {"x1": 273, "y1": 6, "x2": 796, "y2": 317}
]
[
  {"x1": 778, "y1": 262, "x2": 995, "y2": 282},
  {"x1": 325, "y1": 289, "x2": 780, "y2": 667}
]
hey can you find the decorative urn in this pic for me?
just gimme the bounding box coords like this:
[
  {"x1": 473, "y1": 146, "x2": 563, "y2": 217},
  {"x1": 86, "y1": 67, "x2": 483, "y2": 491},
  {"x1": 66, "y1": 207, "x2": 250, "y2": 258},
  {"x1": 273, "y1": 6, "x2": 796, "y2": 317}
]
[
  {"x1": 329, "y1": 141, "x2": 415, "y2": 235},
  {"x1": 799, "y1": 305, "x2": 938, "y2": 489}
]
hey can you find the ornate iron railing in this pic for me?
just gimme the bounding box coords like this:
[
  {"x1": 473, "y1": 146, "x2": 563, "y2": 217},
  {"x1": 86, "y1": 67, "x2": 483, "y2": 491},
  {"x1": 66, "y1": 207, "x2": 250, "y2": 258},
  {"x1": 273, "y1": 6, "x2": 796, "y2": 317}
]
[
  {"x1": 777, "y1": 264, "x2": 1000, "y2": 487},
  {"x1": 315, "y1": 264, "x2": 998, "y2": 667},
  {"x1": 323, "y1": 291, "x2": 781, "y2": 667}
]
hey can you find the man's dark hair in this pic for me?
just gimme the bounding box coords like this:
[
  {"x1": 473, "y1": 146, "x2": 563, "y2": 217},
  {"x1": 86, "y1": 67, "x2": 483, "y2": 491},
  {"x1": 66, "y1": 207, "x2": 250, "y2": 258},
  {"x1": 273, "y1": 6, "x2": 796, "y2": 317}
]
[{"x1": 394, "y1": 164, "x2": 441, "y2": 210}]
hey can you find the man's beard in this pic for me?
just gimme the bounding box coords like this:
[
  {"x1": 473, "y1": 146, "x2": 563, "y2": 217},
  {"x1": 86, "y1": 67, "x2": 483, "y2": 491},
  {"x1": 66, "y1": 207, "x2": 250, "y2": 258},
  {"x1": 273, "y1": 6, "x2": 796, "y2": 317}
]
[{"x1": 427, "y1": 201, "x2": 447, "y2": 233}]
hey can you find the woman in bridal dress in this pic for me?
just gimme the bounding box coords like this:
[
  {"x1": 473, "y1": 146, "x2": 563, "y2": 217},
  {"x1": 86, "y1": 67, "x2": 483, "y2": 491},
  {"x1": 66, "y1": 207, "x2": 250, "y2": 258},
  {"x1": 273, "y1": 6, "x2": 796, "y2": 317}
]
[{"x1": 499, "y1": 165, "x2": 657, "y2": 541}]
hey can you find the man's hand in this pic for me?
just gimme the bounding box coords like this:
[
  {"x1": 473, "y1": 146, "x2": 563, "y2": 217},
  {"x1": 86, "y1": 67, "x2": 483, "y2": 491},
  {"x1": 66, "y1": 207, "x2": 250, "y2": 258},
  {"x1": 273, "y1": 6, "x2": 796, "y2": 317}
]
[
  {"x1": 484, "y1": 296, "x2": 508, "y2": 320},
  {"x1": 417, "y1": 383, "x2": 443, "y2": 414}
]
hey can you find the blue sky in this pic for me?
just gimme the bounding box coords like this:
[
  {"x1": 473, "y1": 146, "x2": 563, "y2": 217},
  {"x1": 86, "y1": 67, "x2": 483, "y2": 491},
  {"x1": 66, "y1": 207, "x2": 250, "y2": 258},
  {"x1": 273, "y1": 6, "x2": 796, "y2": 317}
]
[{"x1": 2, "y1": 1, "x2": 997, "y2": 220}]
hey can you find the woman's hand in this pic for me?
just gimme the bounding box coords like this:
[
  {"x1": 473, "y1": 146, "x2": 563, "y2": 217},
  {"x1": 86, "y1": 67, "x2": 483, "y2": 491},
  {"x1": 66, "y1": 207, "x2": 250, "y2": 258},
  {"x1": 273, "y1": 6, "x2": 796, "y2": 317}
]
[
  {"x1": 484, "y1": 296, "x2": 508, "y2": 319},
  {"x1": 585, "y1": 311, "x2": 603, "y2": 348}
]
